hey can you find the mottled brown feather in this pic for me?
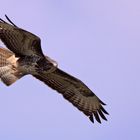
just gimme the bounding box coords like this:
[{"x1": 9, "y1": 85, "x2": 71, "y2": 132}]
[
  {"x1": 33, "y1": 68, "x2": 109, "y2": 123},
  {"x1": 0, "y1": 17, "x2": 44, "y2": 57},
  {"x1": 0, "y1": 16, "x2": 109, "y2": 124}
]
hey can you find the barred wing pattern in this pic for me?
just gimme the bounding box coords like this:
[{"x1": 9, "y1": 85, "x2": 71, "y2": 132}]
[
  {"x1": 0, "y1": 47, "x2": 22, "y2": 85},
  {"x1": 0, "y1": 15, "x2": 108, "y2": 124},
  {"x1": 0, "y1": 16, "x2": 44, "y2": 57},
  {"x1": 34, "y1": 68, "x2": 109, "y2": 123}
]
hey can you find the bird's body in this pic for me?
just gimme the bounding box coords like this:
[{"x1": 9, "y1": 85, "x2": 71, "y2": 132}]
[{"x1": 0, "y1": 15, "x2": 108, "y2": 123}]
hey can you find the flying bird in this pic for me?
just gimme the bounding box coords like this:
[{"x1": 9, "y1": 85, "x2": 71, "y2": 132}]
[{"x1": 0, "y1": 15, "x2": 108, "y2": 123}]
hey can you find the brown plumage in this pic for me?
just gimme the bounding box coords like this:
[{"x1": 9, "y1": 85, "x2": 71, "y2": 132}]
[{"x1": 0, "y1": 15, "x2": 108, "y2": 123}]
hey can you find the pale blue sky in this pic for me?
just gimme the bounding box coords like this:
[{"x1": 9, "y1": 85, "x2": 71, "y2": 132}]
[{"x1": 0, "y1": 0, "x2": 140, "y2": 140}]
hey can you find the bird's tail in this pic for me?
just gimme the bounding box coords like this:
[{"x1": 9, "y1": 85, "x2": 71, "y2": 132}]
[{"x1": 0, "y1": 47, "x2": 23, "y2": 86}]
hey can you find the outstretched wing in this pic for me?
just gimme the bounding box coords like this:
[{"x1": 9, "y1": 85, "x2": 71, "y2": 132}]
[
  {"x1": 0, "y1": 15, "x2": 44, "y2": 57},
  {"x1": 0, "y1": 47, "x2": 23, "y2": 86},
  {"x1": 33, "y1": 68, "x2": 109, "y2": 123}
]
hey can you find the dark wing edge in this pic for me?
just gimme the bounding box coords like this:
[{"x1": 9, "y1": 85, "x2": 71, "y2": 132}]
[
  {"x1": 0, "y1": 14, "x2": 18, "y2": 27},
  {"x1": 0, "y1": 15, "x2": 44, "y2": 57},
  {"x1": 33, "y1": 68, "x2": 109, "y2": 123}
]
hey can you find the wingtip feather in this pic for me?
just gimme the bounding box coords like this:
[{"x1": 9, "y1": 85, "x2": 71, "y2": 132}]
[{"x1": 89, "y1": 115, "x2": 94, "y2": 123}]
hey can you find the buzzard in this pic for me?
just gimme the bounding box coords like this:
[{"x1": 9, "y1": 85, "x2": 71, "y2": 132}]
[{"x1": 0, "y1": 15, "x2": 108, "y2": 123}]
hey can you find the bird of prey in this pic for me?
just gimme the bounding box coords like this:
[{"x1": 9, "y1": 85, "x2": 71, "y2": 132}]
[{"x1": 0, "y1": 15, "x2": 108, "y2": 123}]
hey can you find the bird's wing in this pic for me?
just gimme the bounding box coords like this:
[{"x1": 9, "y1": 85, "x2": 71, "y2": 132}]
[
  {"x1": 33, "y1": 68, "x2": 109, "y2": 123},
  {"x1": 0, "y1": 47, "x2": 23, "y2": 86},
  {"x1": 0, "y1": 15, "x2": 44, "y2": 57}
]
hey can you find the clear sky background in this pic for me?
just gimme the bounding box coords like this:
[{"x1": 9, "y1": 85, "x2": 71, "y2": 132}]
[{"x1": 0, "y1": 0, "x2": 140, "y2": 140}]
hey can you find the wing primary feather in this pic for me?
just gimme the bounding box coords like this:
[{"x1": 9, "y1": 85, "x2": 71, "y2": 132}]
[
  {"x1": 99, "y1": 99, "x2": 106, "y2": 105},
  {"x1": 89, "y1": 115, "x2": 94, "y2": 123},
  {"x1": 93, "y1": 112, "x2": 101, "y2": 123},
  {"x1": 100, "y1": 106, "x2": 109, "y2": 115},
  {"x1": 98, "y1": 110, "x2": 107, "y2": 121},
  {"x1": 0, "y1": 17, "x2": 7, "y2": 23},
  {"x1": 5, "y1": 15, "x2": 18, "y2": 27}
]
